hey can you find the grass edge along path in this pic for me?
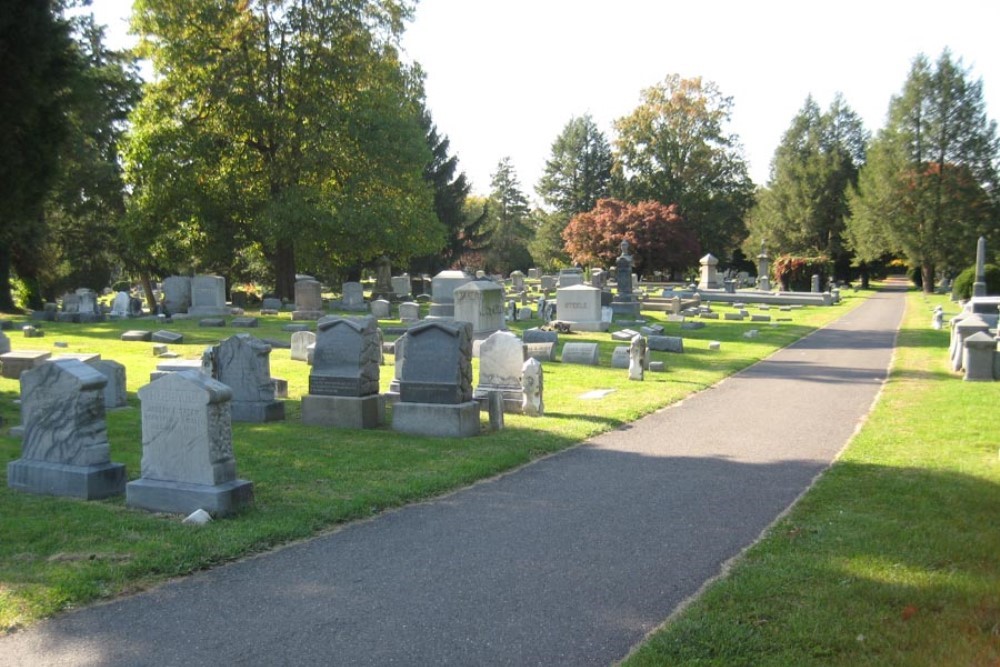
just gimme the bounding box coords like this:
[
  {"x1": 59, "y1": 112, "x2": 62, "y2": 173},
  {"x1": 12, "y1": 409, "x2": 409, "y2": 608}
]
[
  {"x1": 0, "y1": 292, "x2": 867, "y2": 635},
  {"x1": 622, "y1": 289, "x2": 1000, "y2": 667}
]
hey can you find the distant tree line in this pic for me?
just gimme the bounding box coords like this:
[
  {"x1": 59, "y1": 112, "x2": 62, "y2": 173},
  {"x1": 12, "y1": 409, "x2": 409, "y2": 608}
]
[{"x1": 1, "y1": 1, "x2": 997, "y2": 311}]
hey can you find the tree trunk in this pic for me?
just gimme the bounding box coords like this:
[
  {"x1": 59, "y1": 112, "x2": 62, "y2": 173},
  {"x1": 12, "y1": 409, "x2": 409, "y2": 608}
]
[
  {"x1": 140, "y1": 271, "x2": 157, "y2": 311},
  {"x1": 859, "y1": 262, "x2": 870, "y2": 290},
  {"x1": 273, "y1": 239, "x2": 296, "y2": 301},
  {"x1": 0, "y1": 244, "x2": 15, "y2": 312},
  {"x1": 921, "y1": 263, "x2": 933, "y2": 294}
]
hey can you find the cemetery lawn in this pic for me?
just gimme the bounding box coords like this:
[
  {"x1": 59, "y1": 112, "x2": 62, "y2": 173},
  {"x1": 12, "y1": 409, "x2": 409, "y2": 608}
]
[
  {"x1": 0, "y1": 296, "x2": 867, "y2": 633},
  {"x1": 624, "y1": 290, "x2": 1000, "y2": 666}
]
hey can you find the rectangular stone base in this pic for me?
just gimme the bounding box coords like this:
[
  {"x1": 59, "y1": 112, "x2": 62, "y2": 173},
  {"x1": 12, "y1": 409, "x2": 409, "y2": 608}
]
[
  {"x1": 7, "y1": 459, "x2": 126, "y2": 500},
  {"x1": 292, "y1": 310, "x2": 325, "y2": 321},
  {"x1": 567, "y1": 320, "x2": 610, "y2": 332},
  {"x1": 230, "y1": 400, "x2": 285, "y2": 423},
  {"x1": 392, "y1": 400, "x2": 481, "y2": 438},
  {"x1": 126, "y1": 477, "x2": 253, "y2": 517},
  {"x1": 301, "y1": 394, "x2": 383, "y2": 429}
]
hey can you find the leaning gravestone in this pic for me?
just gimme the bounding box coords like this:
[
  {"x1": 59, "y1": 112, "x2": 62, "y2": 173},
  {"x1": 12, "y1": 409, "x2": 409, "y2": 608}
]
[
  {"x1": 207, "y1": 334, "x2": 284, "y2": 422},
  {"x1": 392, "y1": 320, "x2": 479, "y2": 437},
  {"x1": 188, "y1": 275, "x2": 228, "y2": 316},
  {"x1": 7, "y1": 359, "x2": 126, "y2": 499},
  {"x1": 474, "y1": 330, "x2": 524, "y2": 413},
  {"x1": 126, "y1": 371, "x2": 253, "y2": 516},
  {"x1": 302, "y1": 315, "x2": 382, "y2": 428}
]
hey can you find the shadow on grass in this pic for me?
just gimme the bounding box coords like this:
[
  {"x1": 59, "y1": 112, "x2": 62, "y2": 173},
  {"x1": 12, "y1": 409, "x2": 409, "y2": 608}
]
[{"x1": 3, "y1": 451, "x2": 997, "y2": 666}]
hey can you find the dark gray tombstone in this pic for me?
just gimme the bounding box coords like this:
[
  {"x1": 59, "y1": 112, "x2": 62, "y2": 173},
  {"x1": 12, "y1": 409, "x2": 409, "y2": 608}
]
[
  {"x1": 301, "y1": 315, "x2": 382, "y2": 428},
  {"x1": 208, "y1": 334, "x2": 284, "y2": 422}
]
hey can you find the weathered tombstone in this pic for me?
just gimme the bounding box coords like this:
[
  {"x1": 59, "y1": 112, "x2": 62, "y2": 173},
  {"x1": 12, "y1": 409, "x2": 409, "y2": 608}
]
[
  {"x1": 110, "y1": 292, "x2": 131, "y2": 318},
  {"x1": 521, "y1": 357, "x2": 544, "y2": 417},
  {"x1": 292, "y1": 279, "x2": 324, "y2": 320},
  {"x1": 7, "y1": 359, "x2": 126, "y2": 499},
  {"x1": 302, "y1": 316, "x2": 382, "y2": 428},
  {"x1": 391, "y1": 274, "x2": 411, "y2": 299},
  {"x1": 510, "y1": 270, "x2": 525, "y2": 292},
  {"x1": 523, "y1": 341, "x2": 556, "y2": 362},
  {"x1": 561, "y1": 342, "x2": 600, "y2": 365},
  {"x1": 974, "y1": 236, "x2": 988, "y2": 298},
  {"x1": 340, "y1": 282, "x2": 368, "y2": 312},
  {"x1": 399, "y1": 301, "x2": 420, "y2": 323},
  {"x1": 126, "y1": 371, "x2": 253, "y2": 516},
  {"x1": 161, "y1": 276, "x2": 192, "y2": 314},
  {"x1": 556, "y1": 285, "x2": 607, "y2": 332},
  {"x1": 474, "y1": 331, "x2": 524, "y2": 413},
  {"x1": 370, "y1": 299, "x2": 391, "y2": 319},
  {"x1": 1, "y1": 350, "x2": 51, "y2": 379},
  {"x1": 372, "y1": 256, "x2": 393, "y2": 300},
  {"x1": 205, "y1": 334, "x2": 284, "y2": 422},
  {"x1": 931, "y1": 307, "x2": 944, "y2": 330},
  {"x1": 558, "y1": 268, "x2": 584, "y2": 288},
  {"x1": 93, "y1": 359, "x2": 127, "y2": 409},
  {"x1": 523, "y1": 327, "x2": 558, "y2": 345},
  {"x1": 454, "y1": 279, "x2": 505, "y2": 339},
  {"x1": 428, "y1": 270, "x2": 473, "y2": 318},
  {"x1": 811, "y1": 274, "x2": 821, "y2": 293},
  {"x1": 261, "y1": 297, "x2": 282, "y2": 313},
  {"x1": 698, "y1": 253, "x2": 721, "y2": 290},
  {"x1": 628, "y1": 335, "x2": 645, "y2": 381},
  {"x1": 392, "y1": 320, "x2": 479, "y2": 437},
  {"x1": 540, "y1": 275, "x2": 556, "y2": 291},
  {"x1": 188, "y1": 275, "x2": 228, "y2": 316},
  {"x1": 963, "y1": 331, "x2": 996, "y2": 381},
  {"x1": 757, "y1": 241, "x2": 771, "y2": 291},
  {"x1": 290, "y1": 330, "x2": 316, "y2": 362},
  {"x1": 611, "y1": 346, "x2": 630, "y2": 369},
  {"x1": 527, "y1": 268, "x2": 540, "y2": 280},
  {"x1": 648, "y1": 335, "x2": 684, "y2": 353}
]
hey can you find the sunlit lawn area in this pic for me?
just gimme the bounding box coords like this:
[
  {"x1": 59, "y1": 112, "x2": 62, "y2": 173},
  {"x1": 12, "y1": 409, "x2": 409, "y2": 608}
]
[
  {"x1": 624, "y1": 290, "x2": 1000, "y2": 666},
  {"x1": 0, "y1": 292, "x2": 866, "y2": 633}
]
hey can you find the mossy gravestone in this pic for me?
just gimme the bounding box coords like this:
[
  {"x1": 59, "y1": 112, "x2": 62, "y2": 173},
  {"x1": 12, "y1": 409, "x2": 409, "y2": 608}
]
[
  {"x1": 8, "y1": 359, "x2": 126, "y2": 499},
  {"x1": 127, "y1": 370, "x2": 253, "y2": 516}
]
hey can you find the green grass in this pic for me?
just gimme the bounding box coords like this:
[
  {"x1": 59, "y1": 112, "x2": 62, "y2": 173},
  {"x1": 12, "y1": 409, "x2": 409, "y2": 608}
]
[
  {"x1": 623, "y1": 290, "x2": 1000, "y2": 666},
  {"x1": 0, "y1": 294, "x2": 866, "y2": 633}
]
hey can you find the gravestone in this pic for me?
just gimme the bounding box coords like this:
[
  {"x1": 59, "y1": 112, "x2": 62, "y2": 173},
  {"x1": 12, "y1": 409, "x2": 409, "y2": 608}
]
[
  {"x1": 454, "y1": 279, "x2": 505, "y2": 339},
  {"x1": 963, "y1": 332, "x2": 996, "y2": 381},
  {"x1": 391, "y1": 274, "x2": 411, "y2": 300},
  {"x1": 648, "y1": 335, "x2": 684, "y2": 353},
  {"x1": 151, "y1": 330, "x2": 184, "y2": 344},
  {"x1": 302, "y1": 316, "x2": 382, "y2": 428},
  {"x1": 556, "y1": 284, "x2": 607, "y2": 332},
  {"x1": 261, "y1": 297, "x2": 282, "y2": 313},
  {"x1": 521, "y1": 357, "x2": 544, "y2": 416},
  {"x1": 540, "y1": 275, "x2": 556, "y2": 291},
  {"x1": 110, "y1": 292, "x2": 131, "y2": 318},
  {"x1": 290, "y1": 330, "x2": 316, "y2": 362},
  {"x1": 757, "y1": 241, "x2": 771, "y2": 291},
  {"x1": 292, "y1": 279, "x2": 324, "y2": 320},
  {"x1": 628, "y1": 335, "x2": 645, "y2": 381},
  {"x1": 510, "y1": 270, "x2": 525, "y2": 292},
  {"x1": 811, "y1": 274, "x2": 821, "y2": 293},
  {"x1": 206, "y1": 334, "x2": 284, "y2": 422},
  {"x1": 121, "y1": 330, "x2": 152, "y2": 342},
  {"x1": 232, "y1": 316, "x2": 259, "y2": 328},
  {"x1": 7, "y1": 359, "x2": 126, "y2": 499},
  {"x1": 385, "y1": 332, "x2": 406, "y2": 401},
  {"x1": 392, "y1": 320, "x2": 479, "y2": 437},
  {"x1": 75, "y1": 289, "x2": 101, "y2": 322},
  {"x1": 973, "y1": 236, "x2": 987, "y2": 298},
  {"x1": 398, "y1": 301, "x2": 420, "y2": 323},
  {"x1": 1, "y1": 350, "x2": 51, "y2": 379},
  {"x1": 126, "y1": 371, "x2": 253, "y2": 516},
  {"x1": 161, "y1": 276, "x2": 192, "y2": 314},
  {"x1": 370, "y1": 299, "x2": 391, "y2": 319},
  {"x1": 611, "y1": 346, "x2": 630, "y2": 369},
  {"x1": 524, "y1": 341, "x2": 556, "y2": 361},
  {"x1": 0, "y1": 330, "x2": 9, "y2": 355},
  {"x1": 372, "y1": 256, "x2": 393, "y2": 300},
  {"x1": 561, "y1": 342, "x2": 600, "y2": 365},
  {"x1": 698, "y1": 253, "x2": 721, "y2": 290},
  {"x1": 93, "y1": 359, "x2": 127, "y2": 409},
  {"x1": 474, "y1": 331, "x2": 524, "y2": 413},
  {"x1": 428, "y1": 270, "x2": 472, "y2": 318},
  {"x1": 523, "y1": 328, "x2": 558, "y2": 345},
  {"x1": 558, "y1": 268, "x2": 584, "y2": 288},
  {"x1": 188, "y1": 275, "x2": 228, "y2": 316},
  {"x1": 340, "y1": 282, "x2": 368, "y2": 312},
  {"x1": 612, "y1": 240, "x2": 641, "y2": 317}
]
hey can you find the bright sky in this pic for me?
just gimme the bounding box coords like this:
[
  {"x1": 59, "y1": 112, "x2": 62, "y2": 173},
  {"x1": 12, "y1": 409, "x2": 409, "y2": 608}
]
[{"x1": 91, "y1": 0, "x2": 998, "y2": 201}]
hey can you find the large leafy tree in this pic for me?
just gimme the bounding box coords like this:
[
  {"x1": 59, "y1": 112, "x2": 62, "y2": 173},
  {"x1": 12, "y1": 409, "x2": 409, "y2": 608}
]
[
  {"x1": 0, "y1": 0, "x2": 77, "y2": 310},
  {"x1": 747, "y1": 94, "x2": 867, "y2": 276},
  {"x1": 483, "y1": 157, "x2": 533, "y2": 274},
  {"x1": 846, "y1": 51, "x2": 1000, "y2": 291},
  {"x1": 123, "y1": 0, "x2": 443, "y2": 299},
  {"x1": 612, "y1": 75, "x2": 755, "y2": 262},
  {"x1": 532, "y1": 114, "x2": 612, "y2": 268},
  {"x1": 562, "y1": 198, "x2": 701, "y2": 279}
]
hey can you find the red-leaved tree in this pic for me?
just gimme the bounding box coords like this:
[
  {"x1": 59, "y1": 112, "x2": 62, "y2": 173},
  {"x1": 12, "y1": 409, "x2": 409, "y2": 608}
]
[{"x1": 562, "y1": 199, "x2": 701, "y2": 279}]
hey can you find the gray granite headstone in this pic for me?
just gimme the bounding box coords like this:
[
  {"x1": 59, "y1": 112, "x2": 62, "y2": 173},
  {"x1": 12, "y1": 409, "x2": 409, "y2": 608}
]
[
  {"x1": 208, "y1": 334, "x2": 284, "y2": 422},
  {"x1": 647, "y1": 335, "x2": 684, "y2": 353},
  {"x1": 292, "y1": 279, "x2": 324, "y2": 320},
  {"x1": 370, "y1": 299, "x2": 391, "y2": 319},
  {"x1": 161, "y1": 276, "x2": 192, "y2": 314},
  {"x1": 611, "y1": 346, "x2": 630, "y2": 369},
  {"x1": 92, "y1": 359, "x2": 127, "y2": 409},
  {"x1": 454, "y1": 280, "x2": 505, "y2": 339},
  {"x1": 188, "y1": 275, "x2": 228, "y2": 316},
  {"x1": 121, "y1": 330, "x2": 152, "y2": 342},
  {"x1": 398, "y1": 302, "x2": 420, "y2": 323},
  {"x1": 302, "y1": 315, "x2": 382, "y2": 428},
  {"x1": 561, "y1": 342, "x2": 600, "y2": 365},
  {"x1": 0, "y1": 330, "x2": 9, "y2": 355},
  {"x1": 523, "y1": 328, "x2": 558, "y2": 345},
  {"x1": 126, "y1": 371, "x2": 253, "y2": 516},
  {"x1": 7, "y1": 359, "x2": 126, "y2": 499},
  {"x1": 524, "y1": 341, "x2": 556, "y2": 362},
  {"x1": 291, "y1": 330, "x2": 316, "y2": 362},
  {"x1": 152, "y1": 330, "x2": 184, "y2": 344},
  {"x1": 1, "y1": 350, "x2": 52, "y2": 379},
  {"x1": 474, "y1": 330, "x2": 524, "y2": 413}
]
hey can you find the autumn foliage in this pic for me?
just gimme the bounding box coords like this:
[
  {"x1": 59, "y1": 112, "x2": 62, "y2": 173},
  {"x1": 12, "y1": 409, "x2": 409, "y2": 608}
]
[{"x1": 562, "y1": 198, "x2": 701, "y2": 278}]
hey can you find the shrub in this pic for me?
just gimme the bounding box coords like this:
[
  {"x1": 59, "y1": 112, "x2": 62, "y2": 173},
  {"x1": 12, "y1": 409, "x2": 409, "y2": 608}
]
[
  {"x1": 772, "y1": 254, "x2": 831, "y2": 292},
  {"x1": 951, "y1": 264, "x2": 1000, "y2": 300}
]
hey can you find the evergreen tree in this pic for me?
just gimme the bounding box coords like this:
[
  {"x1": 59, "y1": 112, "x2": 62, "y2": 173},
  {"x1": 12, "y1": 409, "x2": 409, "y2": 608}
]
[
  {"x1": 747, "y1": 94, "x2": 867, "y2": 278},
  {"x1": 484, "y1": 157, "x2": 533, "y2": 273},
  {"x1": 846, "y1": 51, "x2": 1000, "y2": 291}
]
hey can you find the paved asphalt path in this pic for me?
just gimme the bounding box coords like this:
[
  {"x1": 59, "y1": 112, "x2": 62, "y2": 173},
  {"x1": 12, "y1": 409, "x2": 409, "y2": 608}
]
[{"x1": 2, "y1": 286, "x2": 906, "y2": 666}]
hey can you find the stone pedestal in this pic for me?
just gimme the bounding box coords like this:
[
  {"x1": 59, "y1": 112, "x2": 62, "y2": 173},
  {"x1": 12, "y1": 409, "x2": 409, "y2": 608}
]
[
  {"x1": 8, "y1": 460, "x2": 126, "y2": 500},
  {"x1": 963, "y1": 332, "x2": 996, "y2": 381},
  {"x1": 126, "y1": 478, "x2": 254, "y2": 516},
  {"x1": 698, "y1": 253, "x2": 721, "y2": 290},
  {"x1": 391, "y1": 401, "x2": 480, "y2": 438},
  {"x1": 301, "y1": 394, "x2": 383, "y2": 429}
]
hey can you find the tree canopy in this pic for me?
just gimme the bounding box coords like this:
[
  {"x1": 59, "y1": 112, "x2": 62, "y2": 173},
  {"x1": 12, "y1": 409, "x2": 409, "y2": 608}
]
[
  {"x1": 846, "y1": 51, "x2": 1000, "y2": 290},
  {"x1": 482, "y1": 157, "x2": 533, "y2": 274},
  {"x1": 612, "y1": 75, "x2": 755, "y2": 262},
  {"x1": 123, "y1": 0, "x2": 443, "y2": 298}
]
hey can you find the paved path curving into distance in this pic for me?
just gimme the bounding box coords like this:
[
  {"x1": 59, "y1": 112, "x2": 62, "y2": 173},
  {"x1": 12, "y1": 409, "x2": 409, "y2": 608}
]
[{"x1": 1, "y1": 284, "x2": 907, "y2": 666}]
